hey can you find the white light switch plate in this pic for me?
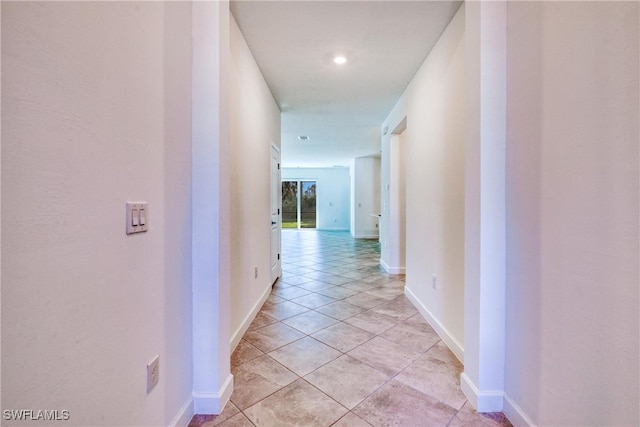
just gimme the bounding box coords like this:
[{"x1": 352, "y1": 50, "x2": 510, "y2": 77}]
[{"x1": 126, "y1": 202, "x2": 148, "y2": 234}]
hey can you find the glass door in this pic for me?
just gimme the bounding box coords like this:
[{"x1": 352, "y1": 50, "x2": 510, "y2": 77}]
[
  {"x1": 281, "y1": 180, "x2": 317, "y2": 229},
  {"x1": 300, "y1": 181, "x2": 316, "y2": 228},
  {"x1": 282, "y1": 180, "x2": 298, "y2": 229}
]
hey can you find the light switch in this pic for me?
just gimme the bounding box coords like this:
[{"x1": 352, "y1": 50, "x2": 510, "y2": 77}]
[{"x1": 126, "y1": 202, "x2": 148, "y2": 235}]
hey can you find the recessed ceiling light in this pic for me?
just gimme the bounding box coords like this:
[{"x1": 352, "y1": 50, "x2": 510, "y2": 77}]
[
  {"x1": 333, "y1": 55, "x2": 347, "y2": 65},
  {"x1": 297, "y1": 135, "x2": 310, "y2": 141}
]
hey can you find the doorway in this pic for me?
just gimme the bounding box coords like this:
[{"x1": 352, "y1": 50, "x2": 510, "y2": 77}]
[{"x1": 282, "y1": 179, "x2": 317, "y2": 229}]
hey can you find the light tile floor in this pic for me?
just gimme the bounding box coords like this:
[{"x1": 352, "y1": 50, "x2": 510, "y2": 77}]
[{"x1": 190, "y1": 230, "x2": 512, "y2": 427}]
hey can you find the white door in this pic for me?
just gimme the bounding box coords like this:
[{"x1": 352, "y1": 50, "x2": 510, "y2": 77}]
[{"x1": 270, "y1": 145, "x2": 282, "y2": 284}]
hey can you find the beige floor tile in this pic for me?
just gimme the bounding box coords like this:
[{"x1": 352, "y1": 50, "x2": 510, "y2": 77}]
[
  {"x1": 278, "y1": 275, "x2": 313, "y2": 286},
  {"x1": 348, "y1": 336, "x2": 422, "y2": 376},
  {"x1": 305, "y1": 354, "x2": 391, "y2": 409},
  {"x1": 364, "y1": 286, "x2": 405, "y2": 300},
  {"x1": 263, "y1": 294, "x2": 285, "y2": 307},
  {"x1": 243, "y1": 379, "x2": 348, "y2": 427},
  {"x1": 340, "y1": 270, "x2": 368, "y2": 280},
  {"x1": 246, "y1": 312, "x2": 278, "y2": 333},
  {"x1": 353, "y1": 379, "x2": 457, "y2": 427},
  {"x1": 268, "y1": 336, "x2": 341, "y2": 376},
  {"x1": 402, "y1": 312, "x2": 439, "y2": 334},
  {"x1": 342, "y1": 293, "x2": 387, "y2": 309},
  {"x1": 342, "y1": 281, "x2": 379, "y2": 292},
  {"x1": 230, "y1": 355, "x2": 298, "y2": 410},
  {"x1": 243, "y1": 322, "x2": 305, "y2": 352},
  {"x1": 191, "y1": 402, "x2": 240, "y2": 427},
  {"x1": 380, "y1": 322, "x2": 441, "y2": 353},
  {"x1": 231, "y1": 340, "x2": 264, "y2": 371},
  {"x1": 282, "y1": 310, "x2": 338, "y2": 335},
  {"x1": 316, "y1": 285, "x2": 359, "y2": 300},
  {"x1": 191, "y1": 231, "x2": 513, "y2": 427},
  {"x1": 289, "y1": 292, "x2": 336, "y2": 309},
  {"x1": 394, "y1": 352, "x2": 467, "y2": 410},
  {"x1": 448, "y1": 401, "x2": 514, "y2": 427},
  {"x1": 343, "y1": 310, "x2": 399, "y2": 335},
  {"x1": 368, "y1": 297, "x2": 418, "y2": 320},
  {"x1": 331, "y1": 412, "x2": 373, "y2": 427},
  {"x1": 311, "y1": 322, "x2": 375, "y2": 353},
  {"x1": 426, "y1": 341, "x2": 463, "y2": 366},
  {"x1": 315, "y1": 300, "x2": 365, "y2": 320},
  {"x1": 271, "y1": 285, "x2": 313, "y2": 300},
  {"x1": 216, "y1": 413, "x2": 255, "y2": 427},
  {"x1": 320, "y1": 275, "x2": 353, "y2": 285},
  {"x1": 297, "y1": 280, "x2": 336, "y2": 292},
  {"x1": 259, "y1": 300, "x2": 309, "y2": 321}
]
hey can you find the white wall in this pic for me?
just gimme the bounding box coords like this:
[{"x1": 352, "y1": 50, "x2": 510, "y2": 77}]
[
  {"x1": 229, "y1": 14, "x2": 281, "y2": 349},
  {"x1": 281, "y1": 168, "x2": 350, "y2": 231},
  {"x1": 381, "y1": 5, "x2": 466, "y2": 357},
  {"x1": 503, "y1": 2, "x2": 639, "y2": 425},
  {"x1": 2, "y1": 2, "x2": 193, "y2": 425},
  {"x1": 351, "y1": 157, "x2": 381, "y2": 239}
]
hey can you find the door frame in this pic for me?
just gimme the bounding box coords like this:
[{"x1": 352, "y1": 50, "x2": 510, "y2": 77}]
[{"x1": 270, "y1": 144, "x2": 282, "y2": 284}]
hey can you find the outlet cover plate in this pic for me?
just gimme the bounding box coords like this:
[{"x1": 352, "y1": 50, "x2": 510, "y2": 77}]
[{"x1": 147, "y1": 355, "x2": 159, "y2": 393}]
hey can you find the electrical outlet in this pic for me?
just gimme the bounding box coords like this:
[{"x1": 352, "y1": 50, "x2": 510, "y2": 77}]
[
  {"x1": 432, "y1": 275, "x2": 437, "y2": 290},
  {"x1": 147, "y1": 356, "x2": 159, "y2": 393},
  {"x1": 254, "y1": 267, "x2": 258, "y2": 279}
]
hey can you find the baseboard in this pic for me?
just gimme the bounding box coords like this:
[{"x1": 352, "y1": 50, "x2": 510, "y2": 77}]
[
  {"x1": 503, "y1": 393, "x2": 537, "y2": 427},
  {"x1": 353, "y1": 232, "x2": 379, "y2": 239},
  {"x1": 459, "y1": 372, "x2": 503, "y2": 412},
  {"x1": 380, "y1": 258, "x2": 406, "y2": 274},
  {"x1": 169, "y1": 396, "x2": 194, "y2": 427},
  {"x1": 404, "y1": 286, "x2": 463, "y2": 362},
  {"x1": 317, "y1": 227, "x2": 349, "y2": 231},
  {"x1": 193, "y1": 374, "x2": 234, "y2": 415},
  {"x1": 230, "y1": 283, "x2": 272, "y2": 351}
]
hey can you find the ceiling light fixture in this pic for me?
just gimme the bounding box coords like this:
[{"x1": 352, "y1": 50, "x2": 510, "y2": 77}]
[
  {"x1": 333, "y1": 55, "x2": 347, "y2": 65},
  {"x1": 297, "y1": 135, "x2": 310, "y2": 141}
]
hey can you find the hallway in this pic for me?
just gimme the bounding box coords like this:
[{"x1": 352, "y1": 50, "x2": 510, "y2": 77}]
[{"x1": 190, "y1": 231, "x2": 511, "y2": 427}]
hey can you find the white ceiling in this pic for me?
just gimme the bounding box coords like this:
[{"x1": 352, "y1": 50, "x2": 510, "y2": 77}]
[{"x1": 230, "y1": 0, "x2": 463, "y2": 167}]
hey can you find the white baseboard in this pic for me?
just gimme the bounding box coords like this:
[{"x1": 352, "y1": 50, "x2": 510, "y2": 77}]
[
  {"x1": 169, "y1": 396, "x2": 194, "y2": 427},
  {"x1": 503, "y1": 393, "x2": 537, "y2": 427},
  {"x1": 230, "y1": 283, "x2": 271, "y2": 351},
  {"x1": 459, "y1": 372, "x2": 503, "y2": 412},
  {"x1": 404, "y1": 286, "x2": 463, "y2": 362},
  {"x1": 193, "y1": 374, "x2": 234, "y2": 415},
  {"x1": 459, "y1": 376, "x2": 536, "y2": 426},
  {"x1": 317, "y1": 227, "x2": 349, "y2": 231},
  {"x1": 380, "y1": 258, "x2": 406, "y2": 274},
  {"x1": 353, "y1": 232, "x2": 379, "y2": 239}
]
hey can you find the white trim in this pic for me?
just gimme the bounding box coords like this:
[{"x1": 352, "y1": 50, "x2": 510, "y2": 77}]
[
  {"x1": 404, "y1": 286, "x2": 463, "y2": 362},
  {"x1": 503, "y1": 393, "x2": 537, "y2": 427},
  {"x1": 380, "y1": 258, "x2": 406, "y2": 274},
  {"x1": 459, "y1": 372, "x2": 503, "y2": 412},
  {"x1": 193, "y1": 374, "x2": 234, "y2": 415},
  {"x1": 168, "y1": 397, "x2": 194, "y2": 427},
  {"x1": 316, "y1": 227, "x2": 350, "y2": 231},
  {"x1": 352, "y1": 232, "x2": 379, "y2": 239},
  {"x1": 230, "y1": 284, "x2": 271, "y2": 351}
]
